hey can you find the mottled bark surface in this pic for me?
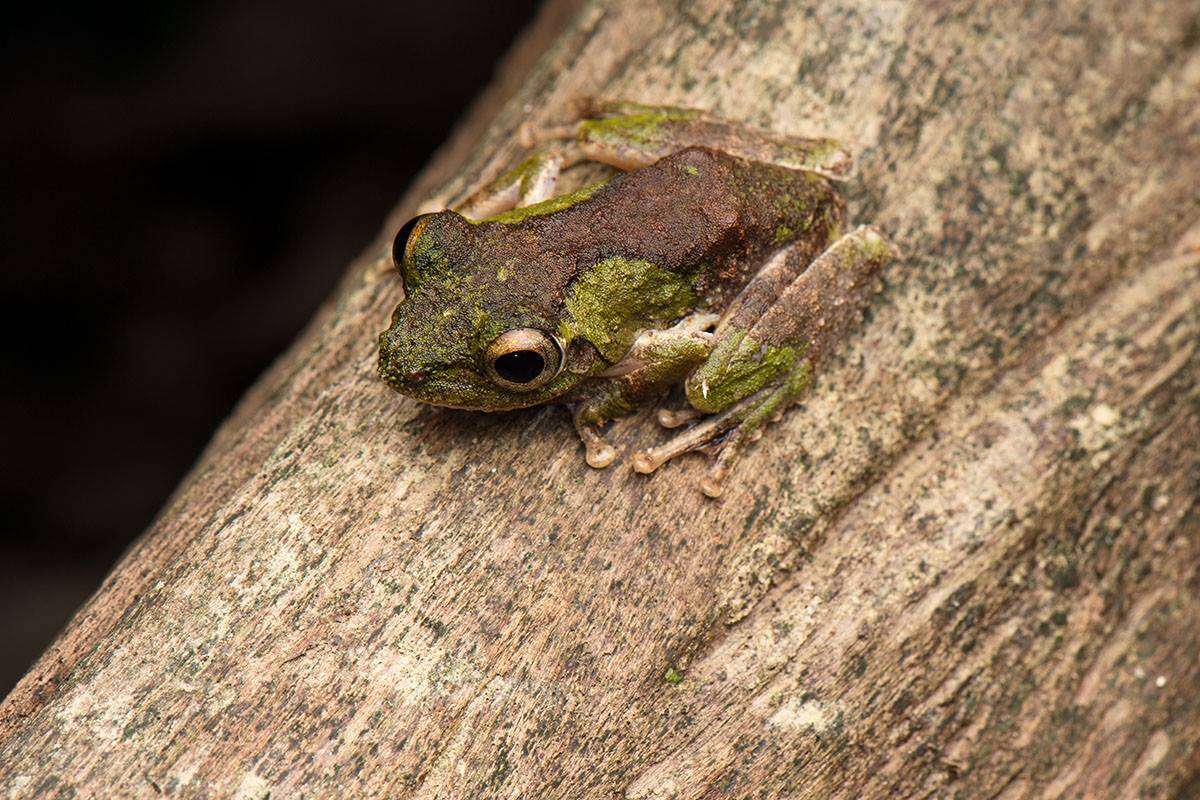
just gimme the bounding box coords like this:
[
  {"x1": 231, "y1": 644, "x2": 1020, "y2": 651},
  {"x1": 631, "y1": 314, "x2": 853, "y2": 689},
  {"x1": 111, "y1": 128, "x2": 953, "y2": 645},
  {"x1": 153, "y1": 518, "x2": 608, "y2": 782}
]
[{"x1": 3, "y1": 1, "x2": 1200, "y2": 797}]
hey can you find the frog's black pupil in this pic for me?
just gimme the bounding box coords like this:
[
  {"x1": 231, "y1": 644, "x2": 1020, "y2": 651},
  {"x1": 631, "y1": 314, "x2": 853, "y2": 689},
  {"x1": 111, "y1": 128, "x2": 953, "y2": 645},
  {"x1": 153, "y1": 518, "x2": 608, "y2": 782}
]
[
  {"x1": 494, "y1": 350, "x2": 545, "y2": 384},
  {"x1": 392, "y1": 216, "x2": 422, "y2": 266}
]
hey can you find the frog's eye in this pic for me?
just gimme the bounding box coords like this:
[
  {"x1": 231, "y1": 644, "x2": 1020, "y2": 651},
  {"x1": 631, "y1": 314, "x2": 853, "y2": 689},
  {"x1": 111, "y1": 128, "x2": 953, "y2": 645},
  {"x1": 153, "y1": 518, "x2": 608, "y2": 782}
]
[
  {"x1": 392, "y1": 211, "x2": 474, "y2": 293},
  {"x1": 485, "y1": 329, "x2": 564, "y2": 391},
  {"x1": 392, "y1": 214, "x2": 429, "y2": 273}
]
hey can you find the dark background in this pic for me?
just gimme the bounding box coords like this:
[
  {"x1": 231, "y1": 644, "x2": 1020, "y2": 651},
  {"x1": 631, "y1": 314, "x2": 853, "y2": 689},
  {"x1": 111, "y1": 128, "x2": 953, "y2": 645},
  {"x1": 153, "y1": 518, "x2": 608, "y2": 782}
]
[{"x1": 0, "y1": 0, "x2": 540, "y2": 697}]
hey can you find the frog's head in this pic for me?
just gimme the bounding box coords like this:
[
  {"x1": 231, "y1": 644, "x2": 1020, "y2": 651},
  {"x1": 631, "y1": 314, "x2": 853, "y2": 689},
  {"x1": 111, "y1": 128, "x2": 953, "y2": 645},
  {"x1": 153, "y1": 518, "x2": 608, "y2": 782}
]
[{"x1": 378, "y1": 210, "x2": 594, "y2": 411}]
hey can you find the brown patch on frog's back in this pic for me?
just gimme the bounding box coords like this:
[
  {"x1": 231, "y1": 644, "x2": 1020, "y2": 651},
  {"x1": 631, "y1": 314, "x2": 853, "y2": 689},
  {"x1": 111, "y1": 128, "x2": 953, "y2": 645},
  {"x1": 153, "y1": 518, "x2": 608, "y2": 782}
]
[{"x1": 469, "y1": 147, "x2": 845, "y2": 313}]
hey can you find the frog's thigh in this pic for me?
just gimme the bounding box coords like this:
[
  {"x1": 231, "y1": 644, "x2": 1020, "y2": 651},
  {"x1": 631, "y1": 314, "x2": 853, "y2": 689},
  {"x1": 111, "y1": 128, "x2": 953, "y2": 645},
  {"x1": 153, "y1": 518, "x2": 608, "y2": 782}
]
[
  {"x1": 572, "y1": 328, "x2": 712, "y2": 468},
  {"x1": 634, "y1": 226, "x2": 898, "y2": 496},
  {"x1": 714, "y1": 237, "x2": 825, "y2": 339}
]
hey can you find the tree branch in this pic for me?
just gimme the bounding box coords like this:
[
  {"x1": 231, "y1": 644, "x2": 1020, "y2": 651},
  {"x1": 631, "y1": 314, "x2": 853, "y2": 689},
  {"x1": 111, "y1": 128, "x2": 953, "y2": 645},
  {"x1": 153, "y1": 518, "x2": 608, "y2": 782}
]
[{"x1": 3, "y1": 1, "x2": 1199, "y2": 797}]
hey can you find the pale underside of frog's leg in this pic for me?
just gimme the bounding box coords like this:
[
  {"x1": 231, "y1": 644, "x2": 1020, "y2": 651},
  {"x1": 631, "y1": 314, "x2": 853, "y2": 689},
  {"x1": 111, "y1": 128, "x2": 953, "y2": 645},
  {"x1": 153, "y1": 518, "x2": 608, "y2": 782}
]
[
  {"x1": 632, "y1": 225, "x2": 899, "y2": 497},
  {"x1": 520, "y1": 97, "x2": 854, "y2": 180},
  {"x1": 454, "y1": 144, "x2": 587, "y2": 219},
  {"x1": 570, "y1": 322, "x2": 714, "y2": 468}
]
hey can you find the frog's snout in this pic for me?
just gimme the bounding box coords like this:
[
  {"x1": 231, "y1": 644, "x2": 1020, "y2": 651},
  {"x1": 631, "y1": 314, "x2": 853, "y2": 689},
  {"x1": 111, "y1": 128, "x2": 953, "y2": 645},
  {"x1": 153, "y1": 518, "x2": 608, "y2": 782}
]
[{"x1": 377, "y1": 333, "x2": 427, "y2": 390}]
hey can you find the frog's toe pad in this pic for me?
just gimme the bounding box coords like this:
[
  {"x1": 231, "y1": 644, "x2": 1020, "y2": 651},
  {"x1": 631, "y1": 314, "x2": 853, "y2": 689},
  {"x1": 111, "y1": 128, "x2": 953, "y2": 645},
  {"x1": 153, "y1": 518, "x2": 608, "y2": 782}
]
[
  {"x1": 584, "y1": 441, "x2": 618, "y2": 469},
  {"x1": 631, "y1": 450, "x2": 663, "y2": 474},
  {"x1": 699, "y1": 466, "x2": 726, "y2": 498}
]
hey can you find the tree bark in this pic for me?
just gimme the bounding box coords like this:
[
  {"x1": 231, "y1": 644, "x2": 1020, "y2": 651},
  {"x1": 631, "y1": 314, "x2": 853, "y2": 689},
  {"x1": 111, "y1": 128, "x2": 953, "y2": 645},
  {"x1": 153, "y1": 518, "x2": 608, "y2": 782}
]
[{"x1": 3, "y1": 1, "x2": 1200, "y2": 797}]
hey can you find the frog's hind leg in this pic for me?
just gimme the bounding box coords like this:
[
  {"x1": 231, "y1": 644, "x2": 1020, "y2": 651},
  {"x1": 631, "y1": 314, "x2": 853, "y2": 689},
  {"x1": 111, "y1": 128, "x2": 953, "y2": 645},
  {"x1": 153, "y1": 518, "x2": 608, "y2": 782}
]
[
  {"x1": 521, "y1": 97, "x2": 853, "y2": 180},
  {"x1": 633, "y1": 226, "x2": 899, "y2": 498},
  {"x1": 455, "y1": 144, "x2": 586, "y2": 219}
]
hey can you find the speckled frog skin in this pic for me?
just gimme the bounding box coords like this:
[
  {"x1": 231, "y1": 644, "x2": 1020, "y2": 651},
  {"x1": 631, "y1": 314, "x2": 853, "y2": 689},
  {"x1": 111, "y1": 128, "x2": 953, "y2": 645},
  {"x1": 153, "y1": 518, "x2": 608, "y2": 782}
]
[{"x1": 379, "y1": 100, "x2": 897, "y2": 496}]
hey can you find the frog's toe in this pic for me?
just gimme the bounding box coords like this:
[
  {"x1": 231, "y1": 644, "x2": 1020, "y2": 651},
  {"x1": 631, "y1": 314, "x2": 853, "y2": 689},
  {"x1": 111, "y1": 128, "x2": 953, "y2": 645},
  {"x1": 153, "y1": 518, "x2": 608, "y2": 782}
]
[
  {"x1": 632, "y1": 402, "x2": 745, "y2": 476},
  {"x1": 634, "y1": 436, "x2": 739, "y2": 499},
  {"x1": 699, "y1": 428, "x2": 752, "y2": 499},
  {"x1": 657, "y1": 406, "x2": 702, "y2": 428},
  {"x1": 574, "y1": 418, "x2": 619, "y2": 469},
  {"x1": 637, "y1": 372, "x2": 808, "y2": 496}
]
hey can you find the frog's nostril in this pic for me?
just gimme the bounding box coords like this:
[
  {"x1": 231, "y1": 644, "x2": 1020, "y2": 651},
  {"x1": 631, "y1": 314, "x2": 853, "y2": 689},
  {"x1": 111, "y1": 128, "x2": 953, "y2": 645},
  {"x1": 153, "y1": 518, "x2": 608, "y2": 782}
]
[{"x1": 402, "y1": 369, "x2": 429, "y2": 385}]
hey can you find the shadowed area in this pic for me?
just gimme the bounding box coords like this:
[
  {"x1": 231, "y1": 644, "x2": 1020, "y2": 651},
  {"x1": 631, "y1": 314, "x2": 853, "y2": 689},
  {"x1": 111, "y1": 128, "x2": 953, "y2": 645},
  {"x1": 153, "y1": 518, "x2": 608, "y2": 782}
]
[{"x1": 0, "y1": 0, "x2": 539, "y2": 696}]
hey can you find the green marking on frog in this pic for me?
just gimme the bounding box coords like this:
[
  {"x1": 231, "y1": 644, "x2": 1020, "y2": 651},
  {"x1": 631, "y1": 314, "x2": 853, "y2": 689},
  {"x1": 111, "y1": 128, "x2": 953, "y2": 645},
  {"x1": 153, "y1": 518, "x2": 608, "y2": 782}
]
[
  {"x1": 686, "y1": 330, "x2": 806, "y2": 414},
  {"x1": 485, "y1": 181, "x2": 608, "y2": 224},
  {"x1": 561, "y1": 256, "x2": 697, "y2": 362},
  {"x1": 578, "y1": 106, "x2": 701, "y2": 148}
]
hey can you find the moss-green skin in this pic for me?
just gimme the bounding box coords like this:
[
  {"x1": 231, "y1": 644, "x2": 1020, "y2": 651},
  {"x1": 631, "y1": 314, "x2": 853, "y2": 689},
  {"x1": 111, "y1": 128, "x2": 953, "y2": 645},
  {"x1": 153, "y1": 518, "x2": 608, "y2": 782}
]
[{"x1": 378, "y1": 147, "x2": 844, "y2": 412}]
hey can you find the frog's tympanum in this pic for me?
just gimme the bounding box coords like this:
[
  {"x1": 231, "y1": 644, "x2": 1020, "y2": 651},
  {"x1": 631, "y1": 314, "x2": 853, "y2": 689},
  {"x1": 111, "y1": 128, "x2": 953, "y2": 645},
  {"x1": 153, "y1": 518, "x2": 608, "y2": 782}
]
[{"x1": 379, "y1": 99, "x2": 898, "y2": 497}]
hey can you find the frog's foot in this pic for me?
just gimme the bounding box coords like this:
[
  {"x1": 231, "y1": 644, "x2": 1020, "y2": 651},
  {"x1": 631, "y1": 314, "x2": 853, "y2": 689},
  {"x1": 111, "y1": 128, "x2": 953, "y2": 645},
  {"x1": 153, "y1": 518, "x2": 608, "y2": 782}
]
[
  {"x1": 632, "y1": 374, "x2": 805, "y2": 498},
  {"x1": 518, "y1": 97, "x2": 853, "y2": 179}
]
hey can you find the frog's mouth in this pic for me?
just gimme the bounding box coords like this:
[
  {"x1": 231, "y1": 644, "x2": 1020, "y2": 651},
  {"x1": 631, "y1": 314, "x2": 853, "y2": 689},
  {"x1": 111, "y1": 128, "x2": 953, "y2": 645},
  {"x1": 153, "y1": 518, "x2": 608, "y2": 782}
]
[{"x1": 382, "y1": 364, "x2": 551, "y2": 413}]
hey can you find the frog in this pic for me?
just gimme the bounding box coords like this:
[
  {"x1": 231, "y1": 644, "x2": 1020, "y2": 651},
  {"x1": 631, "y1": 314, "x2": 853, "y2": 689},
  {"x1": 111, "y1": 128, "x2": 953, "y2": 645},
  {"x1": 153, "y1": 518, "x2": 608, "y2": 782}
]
[{"x1": 378, "y1": 98, "x2": 898, "y2": 497}]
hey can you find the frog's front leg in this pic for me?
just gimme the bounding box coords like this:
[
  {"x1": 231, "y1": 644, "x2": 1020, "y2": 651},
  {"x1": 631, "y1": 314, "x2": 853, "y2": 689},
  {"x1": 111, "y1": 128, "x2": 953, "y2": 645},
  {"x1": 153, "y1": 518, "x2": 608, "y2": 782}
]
[
  {"x1": 455, "y1": 145, "x2": 585, "y2": 220},
  {"x1": 571, "y1": 325, "x2": 713, "y2": 468},
  {"x1": 632, "y1": 226, "x2": 899, "y2": 497}
]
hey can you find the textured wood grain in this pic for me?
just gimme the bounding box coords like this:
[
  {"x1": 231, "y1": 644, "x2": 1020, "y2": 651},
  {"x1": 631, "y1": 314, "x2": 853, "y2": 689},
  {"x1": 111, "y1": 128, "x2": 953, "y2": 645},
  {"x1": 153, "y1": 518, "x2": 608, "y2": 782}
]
[{"x1": 3, "y1": 1, "x2": 1200, "y2": 797}]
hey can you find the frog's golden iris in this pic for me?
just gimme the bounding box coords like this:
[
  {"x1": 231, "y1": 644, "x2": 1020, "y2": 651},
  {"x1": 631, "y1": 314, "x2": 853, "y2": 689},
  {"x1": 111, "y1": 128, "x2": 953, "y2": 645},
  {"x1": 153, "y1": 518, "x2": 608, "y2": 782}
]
[{"x1": 483, "y1": 328, "x2": 563, "y2": 391}]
